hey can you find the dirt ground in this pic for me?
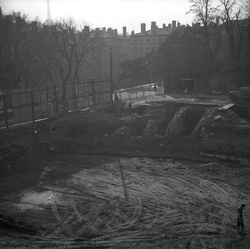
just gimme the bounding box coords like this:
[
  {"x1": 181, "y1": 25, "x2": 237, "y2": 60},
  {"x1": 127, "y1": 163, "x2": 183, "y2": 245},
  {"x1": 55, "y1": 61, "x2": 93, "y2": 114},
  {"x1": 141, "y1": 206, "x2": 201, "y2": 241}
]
[{"x1": 0, "y1": 94, "x2": 250, "y2": 248}]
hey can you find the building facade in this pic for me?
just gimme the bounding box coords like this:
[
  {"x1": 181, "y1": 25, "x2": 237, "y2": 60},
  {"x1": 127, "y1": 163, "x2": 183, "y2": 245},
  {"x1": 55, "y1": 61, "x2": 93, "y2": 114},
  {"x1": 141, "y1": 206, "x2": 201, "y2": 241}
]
[
  {"x1": 89, "y1": 27, "x2": 131, "y2": 82},
  {"x1": 130, "y1": 21, "x2": 179, "y2": 59}
]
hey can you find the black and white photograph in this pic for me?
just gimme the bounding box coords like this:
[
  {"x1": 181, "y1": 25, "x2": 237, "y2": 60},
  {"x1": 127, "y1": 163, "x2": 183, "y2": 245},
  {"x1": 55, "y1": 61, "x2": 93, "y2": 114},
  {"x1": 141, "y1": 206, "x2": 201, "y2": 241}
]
[{"x1": 0, "y1": 0, "x2": 249, "y2": 248}]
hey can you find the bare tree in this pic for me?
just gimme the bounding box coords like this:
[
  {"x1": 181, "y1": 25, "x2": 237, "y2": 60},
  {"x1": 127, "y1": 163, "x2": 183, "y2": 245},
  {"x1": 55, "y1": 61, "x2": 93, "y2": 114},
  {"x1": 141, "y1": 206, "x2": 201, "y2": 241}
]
[
  {"x1": 37, "y1": 18, "x2": 100, "y2": 108},
  {"x1": 188, "y1": 0, "x2": 218, "y2": 60},
  {"x1": 240, "y1": 0, "x2": 250, "y2": 18},
  {"x1": 218, "y1": 0, "x2": 248, "y2": 66},
  {"x1": 187, "y1": 0, "x2": 220, "y2": 81}
]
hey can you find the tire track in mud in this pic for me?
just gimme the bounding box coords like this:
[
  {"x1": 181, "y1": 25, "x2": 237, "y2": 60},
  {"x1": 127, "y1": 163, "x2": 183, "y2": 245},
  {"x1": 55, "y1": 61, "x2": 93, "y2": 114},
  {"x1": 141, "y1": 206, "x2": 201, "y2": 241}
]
[
  {"x1": 57, "y1": 163, "x2": 245, "y2": 247},
  {"x1": 0, "y1": 157, "x2": 249, "y2": 248}
]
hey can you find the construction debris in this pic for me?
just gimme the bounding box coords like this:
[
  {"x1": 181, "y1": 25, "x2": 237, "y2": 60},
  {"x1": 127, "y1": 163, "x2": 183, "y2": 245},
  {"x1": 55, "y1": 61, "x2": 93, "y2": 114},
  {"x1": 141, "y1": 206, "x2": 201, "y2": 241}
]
[
  {"x1": 165, "y1": 106, "x2": 191, "y2": 136},
  {"x1": 191, "y1": 108, "x2": 217, "y2": 138},
  {"x1": 114, "y1": 126, "x2": 130, "y2": 136}
]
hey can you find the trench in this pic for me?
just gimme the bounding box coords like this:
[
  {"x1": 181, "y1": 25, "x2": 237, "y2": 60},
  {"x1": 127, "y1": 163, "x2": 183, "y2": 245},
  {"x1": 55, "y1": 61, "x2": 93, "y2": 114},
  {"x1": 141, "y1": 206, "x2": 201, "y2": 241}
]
[
  {"x1": 163, "y1": 104, "x2": 206, "y2": 136},
  {"x1": 1, "y1": 101, "x2": 249, "y2": 248},
  {"x1": 130, "y1": 102, "x2": 210, "y2": 137}
]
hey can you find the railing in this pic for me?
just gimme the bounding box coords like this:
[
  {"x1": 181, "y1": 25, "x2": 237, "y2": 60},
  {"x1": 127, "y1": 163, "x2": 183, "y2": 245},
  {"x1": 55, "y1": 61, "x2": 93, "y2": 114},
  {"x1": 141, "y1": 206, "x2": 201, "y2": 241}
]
[
  {"x1": 115, "y1": 82, "x2": 164, "y2": 101},
  {"x1": 0, "y1": 80, "x2": 111, "y2": 128}
]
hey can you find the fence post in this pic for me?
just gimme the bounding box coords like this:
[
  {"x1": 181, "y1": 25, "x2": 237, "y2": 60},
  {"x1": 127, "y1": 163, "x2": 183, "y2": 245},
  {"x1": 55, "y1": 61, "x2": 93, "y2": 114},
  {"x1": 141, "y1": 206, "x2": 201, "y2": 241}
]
[
  {"x1": 3, "y1": 94, "x2": 9, "y2": 128},
  {"x1": 54, "y1": 88, "x2": 59, "y2": 116},
  {"x1": 31, "y1": 91, "x2": 35, "y2": 123},
  {"x1": 92, "y1": 80, "x2": 96, "y2": 106},
  {"x1": 73, "y1": 82, "x2": 77, "y2": 110}
]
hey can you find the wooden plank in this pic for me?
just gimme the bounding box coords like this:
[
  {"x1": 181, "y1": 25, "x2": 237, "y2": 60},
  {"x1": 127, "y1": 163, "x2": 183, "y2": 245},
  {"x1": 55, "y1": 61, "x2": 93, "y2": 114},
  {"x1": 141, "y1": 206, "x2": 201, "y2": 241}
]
[{"x1": 218, "y1": 103, "x2": 235, "y2": 111}]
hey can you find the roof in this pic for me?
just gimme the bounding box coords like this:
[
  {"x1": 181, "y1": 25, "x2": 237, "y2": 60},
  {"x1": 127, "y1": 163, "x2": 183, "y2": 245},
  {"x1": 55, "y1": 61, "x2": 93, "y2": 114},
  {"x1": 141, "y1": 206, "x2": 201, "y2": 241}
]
[
  {"x1": 131, "y1": 27, "x2": 173, "y2": 37},
  {"x1": 90, "y1": 29, "x2": 128, "y2": 39}
]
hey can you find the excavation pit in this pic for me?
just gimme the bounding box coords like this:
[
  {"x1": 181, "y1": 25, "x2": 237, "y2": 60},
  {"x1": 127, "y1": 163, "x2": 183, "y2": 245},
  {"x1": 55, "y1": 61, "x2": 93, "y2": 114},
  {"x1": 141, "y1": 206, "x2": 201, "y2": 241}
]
[{"x1": 0, "y1": 95, "x2": 250, "y2": 248}]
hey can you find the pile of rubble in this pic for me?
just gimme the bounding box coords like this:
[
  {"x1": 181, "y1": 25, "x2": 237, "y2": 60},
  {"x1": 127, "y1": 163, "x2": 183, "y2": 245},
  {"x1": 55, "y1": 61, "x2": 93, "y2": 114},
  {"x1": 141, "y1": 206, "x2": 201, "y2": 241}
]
[
  {"x1": 191, "y1": 108, "x2": 218, "y2": 138},
  {"x1": 165, "y1": 106, "x2": 191, "y2": 136},
  {"x1": 114, "y1": 126, "x2": 130, "y2": 136}
]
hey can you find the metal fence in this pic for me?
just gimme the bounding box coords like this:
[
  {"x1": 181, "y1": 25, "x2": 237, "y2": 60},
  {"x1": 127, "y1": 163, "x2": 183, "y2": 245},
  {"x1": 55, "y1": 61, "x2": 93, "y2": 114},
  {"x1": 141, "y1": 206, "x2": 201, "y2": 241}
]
[
  {"x1": 0, "y1": 80, "x2": 111, "y2": 128},
  {"x1": 115, "y1": 82, "x2": 164, "y2": 101}
]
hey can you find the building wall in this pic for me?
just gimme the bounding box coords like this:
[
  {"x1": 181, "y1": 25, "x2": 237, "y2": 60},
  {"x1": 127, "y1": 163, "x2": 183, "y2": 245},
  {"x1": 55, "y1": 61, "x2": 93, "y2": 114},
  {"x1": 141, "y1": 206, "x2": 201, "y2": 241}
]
[
  {"x1": 87, "y1": 28, "x2": 131, "y2": 85},
  {"x1": 130, "y1": 21, "x2": 177, "y2": 59},
  {"x1": 130, "y1": 35, "x2": 166, "y2": 59}
]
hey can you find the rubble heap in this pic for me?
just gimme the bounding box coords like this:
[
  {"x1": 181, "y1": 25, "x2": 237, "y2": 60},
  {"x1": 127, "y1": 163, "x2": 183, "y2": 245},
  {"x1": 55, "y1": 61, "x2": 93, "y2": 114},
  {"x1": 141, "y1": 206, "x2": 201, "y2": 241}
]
[
  {"x1": 114, "y1": 126, "x2": 130, "y2": 136},
  {"x1": 191, "y1": 108, "x2": 217, "y2": 138},
  {"x1": 165, "y1": 106, "x2": 191, "y2": 136}
]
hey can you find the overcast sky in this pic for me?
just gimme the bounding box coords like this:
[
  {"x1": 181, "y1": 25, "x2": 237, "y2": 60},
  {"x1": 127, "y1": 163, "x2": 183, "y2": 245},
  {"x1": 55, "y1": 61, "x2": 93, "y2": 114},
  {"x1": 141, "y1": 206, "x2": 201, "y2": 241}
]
[{"x1": 1, "y1": 0, "x2": 194, "y2": 33}]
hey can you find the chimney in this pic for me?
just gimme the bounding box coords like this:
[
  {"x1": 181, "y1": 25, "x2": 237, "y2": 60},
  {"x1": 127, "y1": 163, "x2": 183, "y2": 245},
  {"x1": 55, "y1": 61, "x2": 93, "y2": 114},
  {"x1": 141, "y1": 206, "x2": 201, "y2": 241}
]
[
  {"x1": 123, "y1": 26, "x2": 127, "y2": 37},
  {"x1": 107, "y1": 28, "x2": 113, "y2": 36},
  {"x1": 168, "y1": 23, "x2": 171, "y2": 28},
  {"x1": 172, "y1": 20, "x2": 176, "y2": 29},
  {"x1": 163, "y1": 23, "x2": 166, "y2": 28},
  {"x1": 131, "y1": 30, "x2": 135, "y2": 35},
  {"x1": 103, "y1": 27, "x2": 106, "y2": 32},
  {"x1": 177, "y1": 22, "x2": 180, "y2": 28},
  {"x1": 151, "y1": 21, "x2": 157, "y2": 34},
  {"x1": 114, "y1": 29, "x2": 118, "y2": 36},
  {"x1": 141, "y1": 23, "x2": 146, "y2": 33}
]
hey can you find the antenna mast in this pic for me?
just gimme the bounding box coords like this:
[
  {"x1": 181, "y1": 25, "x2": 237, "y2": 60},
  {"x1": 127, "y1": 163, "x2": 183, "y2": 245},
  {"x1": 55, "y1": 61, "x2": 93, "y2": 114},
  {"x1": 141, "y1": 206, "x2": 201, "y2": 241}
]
[{"x1": 47, "y1": 0, "x2": 51, "y2": 22}]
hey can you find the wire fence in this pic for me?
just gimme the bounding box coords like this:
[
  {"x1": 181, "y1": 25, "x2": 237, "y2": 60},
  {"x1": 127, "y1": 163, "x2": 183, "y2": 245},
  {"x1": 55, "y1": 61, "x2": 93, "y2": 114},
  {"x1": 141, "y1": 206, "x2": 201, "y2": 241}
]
[
  {"x1": 0, "y1": 81, "x2": 165, "y2": 128},
  {"x1": 115, "y1": 82, "x2": 164, "y2": 101},
  {"x1": 0, "y1": 79, "x2": 111, "y2": 128}
]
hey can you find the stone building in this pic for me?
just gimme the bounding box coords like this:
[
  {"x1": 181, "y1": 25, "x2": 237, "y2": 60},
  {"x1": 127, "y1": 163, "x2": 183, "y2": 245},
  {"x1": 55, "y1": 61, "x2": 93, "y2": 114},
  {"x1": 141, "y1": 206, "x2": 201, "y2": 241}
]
[
  {"x1": 130, "y1": 20, "x2": 180, "y2": 59},
  {"x1": 87, "y1": 27, "x2": 131, "y2": 82}
]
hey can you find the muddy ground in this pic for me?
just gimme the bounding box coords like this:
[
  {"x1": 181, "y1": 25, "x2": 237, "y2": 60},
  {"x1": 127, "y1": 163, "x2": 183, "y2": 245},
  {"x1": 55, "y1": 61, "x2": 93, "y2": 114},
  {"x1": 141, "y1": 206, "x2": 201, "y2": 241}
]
[{"x1": 0, "y1": 94, "x2": 250, "y2": 248}]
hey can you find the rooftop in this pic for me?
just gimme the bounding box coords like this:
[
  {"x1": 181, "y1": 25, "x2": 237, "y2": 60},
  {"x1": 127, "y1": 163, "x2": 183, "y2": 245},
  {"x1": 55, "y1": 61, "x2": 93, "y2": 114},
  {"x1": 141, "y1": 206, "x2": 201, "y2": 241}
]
[{"x1": 132, "y1": 27, "x2": 173, "y2": 37}]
